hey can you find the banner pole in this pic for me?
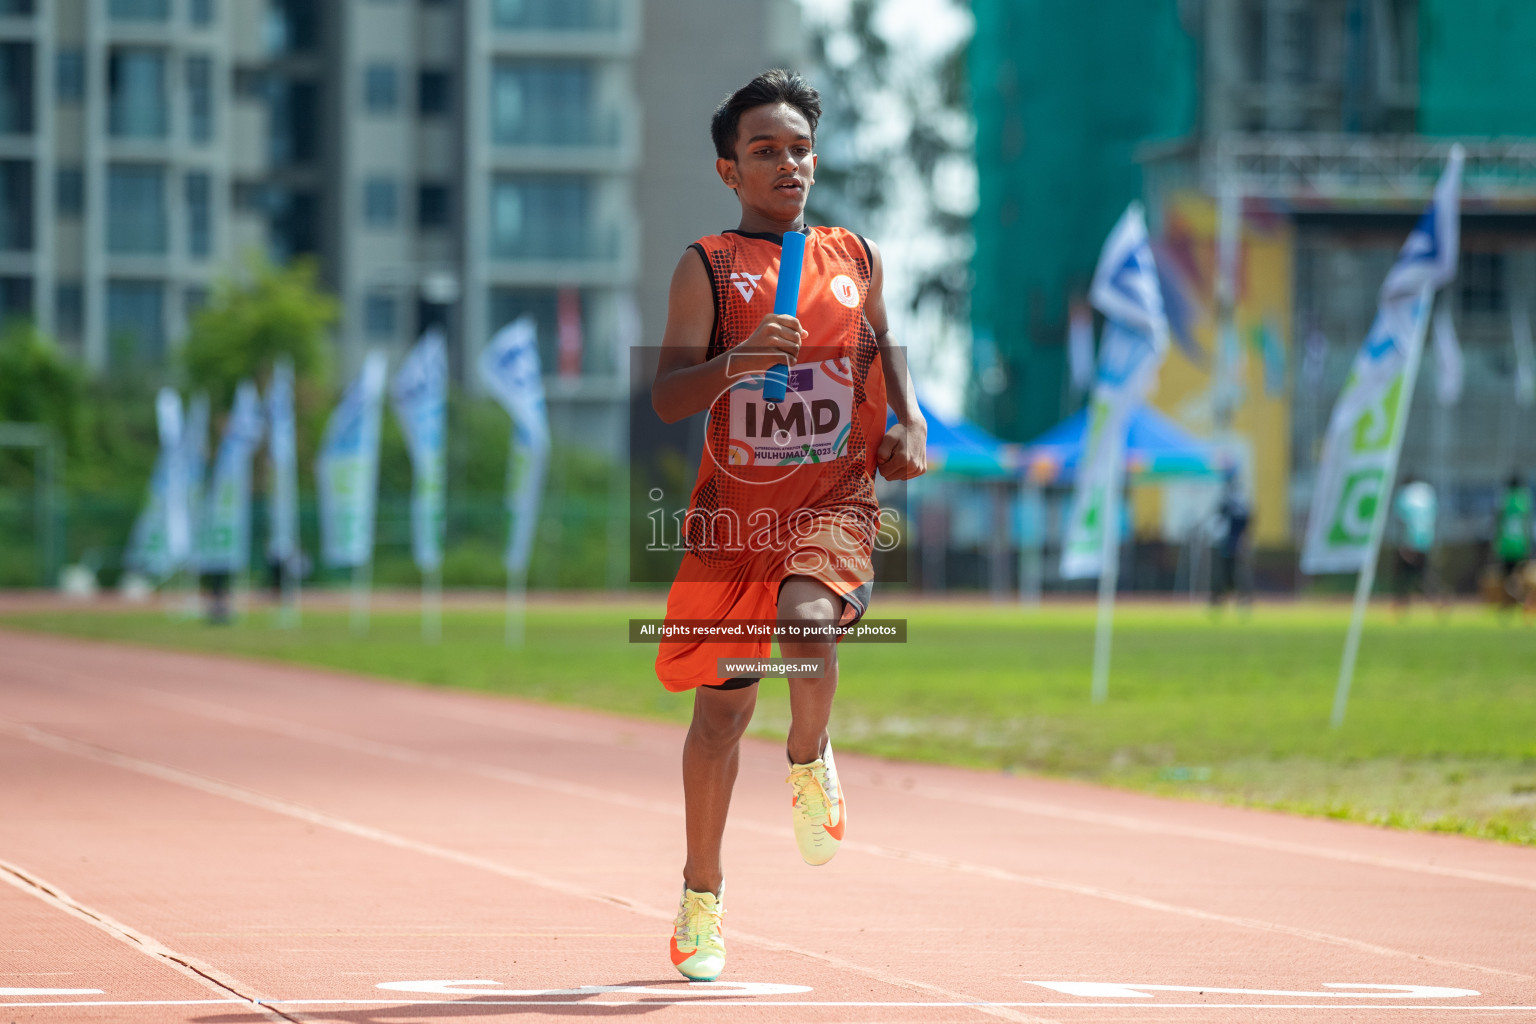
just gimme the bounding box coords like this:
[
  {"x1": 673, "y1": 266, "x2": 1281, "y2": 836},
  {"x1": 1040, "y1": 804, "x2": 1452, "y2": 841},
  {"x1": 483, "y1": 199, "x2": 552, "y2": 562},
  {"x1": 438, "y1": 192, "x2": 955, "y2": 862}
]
[
  {"x1": 1018, "y1": 481, "x2": 1042, "y2": 606},
  {"x1": 1332, "y1": 285, "x2": 1433, "y2": 728},
  {"x1": 424, "y1": 566, "x2": 442, "y2": 644},
  {"x1": 505, "y1": 568, "x2": 526, "y2": 648},
  {"x1": 350, "y1": 561, "x2": 371, "y2": 635},
  {"x1": 279, "y1": 554, "x2": 299, "y2": 629},
  {"x1": 1090, "y1": 474, "x2": 1121, "y2": 703}
]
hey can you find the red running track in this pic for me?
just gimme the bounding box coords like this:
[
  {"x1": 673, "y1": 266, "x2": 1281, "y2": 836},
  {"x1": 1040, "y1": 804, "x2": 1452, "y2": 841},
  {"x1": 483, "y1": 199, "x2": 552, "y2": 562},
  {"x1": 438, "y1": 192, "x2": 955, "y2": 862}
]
[{"x1": 1, "y1": 628, "x2": 1533, "y2": 1023}]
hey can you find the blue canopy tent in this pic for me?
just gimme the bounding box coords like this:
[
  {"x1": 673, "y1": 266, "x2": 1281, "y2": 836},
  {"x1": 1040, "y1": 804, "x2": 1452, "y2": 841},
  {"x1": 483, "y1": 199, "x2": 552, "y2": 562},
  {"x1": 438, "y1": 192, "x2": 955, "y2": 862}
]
[
  {"x1": 886, "y1": 398, "x2": 1015, "y2": 478},
  {"x1": 1020, "y1": 406, "x2": 1226, "y2": 485}
]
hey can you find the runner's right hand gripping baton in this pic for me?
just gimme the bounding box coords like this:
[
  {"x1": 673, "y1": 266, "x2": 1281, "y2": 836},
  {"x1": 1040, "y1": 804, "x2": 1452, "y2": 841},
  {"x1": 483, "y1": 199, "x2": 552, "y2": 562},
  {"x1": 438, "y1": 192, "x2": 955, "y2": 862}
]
[{"x1": 763, "y1": 230, "x2": 805, "y2": 405}]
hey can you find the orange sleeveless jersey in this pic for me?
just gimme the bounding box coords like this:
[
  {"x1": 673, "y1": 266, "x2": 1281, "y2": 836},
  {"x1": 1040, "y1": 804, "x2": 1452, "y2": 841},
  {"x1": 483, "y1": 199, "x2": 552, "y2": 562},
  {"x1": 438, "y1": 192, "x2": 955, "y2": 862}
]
[{"x1": 683, "y1": 226, "x2": 887, "y2": 569}]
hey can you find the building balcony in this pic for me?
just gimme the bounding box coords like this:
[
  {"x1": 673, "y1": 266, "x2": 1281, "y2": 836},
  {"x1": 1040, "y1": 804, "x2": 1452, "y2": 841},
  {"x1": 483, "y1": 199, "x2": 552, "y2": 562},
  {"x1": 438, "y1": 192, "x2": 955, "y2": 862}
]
[
  {"x1": 488, "y1": 0, "x2": 638, "y2": 56},
  {"x1": 488, "y1": 30, "x2": 637, "y2": 59},
  {"x1": 488, "y1": 138, "x2": 636, "y2": 174},
  {"x1": 483, "y1": 253, "x2": 635, "y2": 289},
  {"x1": 0, "y1": 16, "x2": 37, "y2": 40}
]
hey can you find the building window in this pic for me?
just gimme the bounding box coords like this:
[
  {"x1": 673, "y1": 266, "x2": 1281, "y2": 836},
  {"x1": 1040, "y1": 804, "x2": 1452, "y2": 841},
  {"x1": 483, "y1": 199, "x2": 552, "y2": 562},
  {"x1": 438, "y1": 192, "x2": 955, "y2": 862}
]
[
  {"x1": 364, "y1": 292, "x2": 396, "y2": 339},
  {"x1": 56, "y1": 166, "x2": 84, "y2": 216},
  {"x1": 418, "y1": 69, "x2": 451, "y2": 116},
  {"x1": 268, "y1": 186, "x2": 318, "y2": 260},
  {"x1": 109, "y1": 0, "x2": 170, "y2": 20},
  {"x1": 1277, "y1": 9, "x2": 1316, "y2": 85},
  {"x1": 108, "y1": 49, "x2": 169, "y2": 138},
  {"x1": 1460, "y1": 251, "x2": 1505, "y2": 314},
  {"x1": 189, "y1": 0, "x2": 214, "y2": 26},
  {"x1": 1241, "y1": 0, "x2": 1265, "y2": 83},
  {"x1": 55, "y1": 282, "x2": 83, "y2": 340},
  {"x1": 269, "y1": 78, "x2": 320, "y2": 166},
  {"x1": 0, "y1": 160, "x2": 32, "y2": 251},
  {"x1": 0, "y1": 42, "x2": 33, "y2": 135},
  {"x1": 364, "y1": 63, "x2": 399, "y2": 113},
  {"x1": 0, "y1": 277, "x2": 30, "y2": 322},
  {"x1": 417, "y1": 183, "x2": 450, "y2": 229},
  {"x1": 491, "y1": 60, "x2": 597, "y2": 146},
  {"x1": 265, "y1": 0, "x2": 318, "y2": 55},
  {"x1": 186, "y1": 56, "x2": 214, "y2": 143},
  {"x1": 185, "y1": 171, "x2": 211, "y2": 258},
  {"x1": 107, "y1": 280, "x2": 165, "y2": 365},
  {"x1": 363, "y1": 177, "x2": 398, "y2": 227},
  {"x1": 490, "y1": 175, "x2": 592, "y2": 260},
  {"x1": 491, "y1": 0, "x2": 618, "y2": 30},
  {"x1": 107, "y1": 165, "x2": 168, "y2": 254},
  {"x1": 55, "y1": 50, "x2": 85, "y2": 103}
]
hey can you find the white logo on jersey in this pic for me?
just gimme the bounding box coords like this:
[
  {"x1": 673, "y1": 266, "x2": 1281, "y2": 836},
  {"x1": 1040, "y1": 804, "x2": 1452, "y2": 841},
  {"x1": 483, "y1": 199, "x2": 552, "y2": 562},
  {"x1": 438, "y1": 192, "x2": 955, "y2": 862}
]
[
  {"x1": 730, "y1": 272, "x2": 763, "y2": 303},
  {"x1": 830, "y1": 274, "x2": 860, "y2": 308}
]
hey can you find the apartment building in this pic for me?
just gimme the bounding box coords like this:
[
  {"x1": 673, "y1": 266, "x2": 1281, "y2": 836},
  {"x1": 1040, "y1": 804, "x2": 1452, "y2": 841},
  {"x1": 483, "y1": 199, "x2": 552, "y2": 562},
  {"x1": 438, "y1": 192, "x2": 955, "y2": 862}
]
[
  {"x1": 1, "y1": 0, "x2": 265, "y2": 370},
  {"x1": 12, "y1": 0, "x2": 801, "y2": 458}
]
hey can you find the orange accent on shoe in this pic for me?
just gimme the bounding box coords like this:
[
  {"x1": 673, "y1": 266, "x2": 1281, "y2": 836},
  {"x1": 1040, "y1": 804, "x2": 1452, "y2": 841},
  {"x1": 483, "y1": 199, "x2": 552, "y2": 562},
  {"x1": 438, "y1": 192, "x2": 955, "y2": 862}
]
[
  {"x1": 824, "y1": 812, "x2": 845, "y2": 841},
  {"x1": 670, "y1": 936, "x2": 693, "y2": 966}
]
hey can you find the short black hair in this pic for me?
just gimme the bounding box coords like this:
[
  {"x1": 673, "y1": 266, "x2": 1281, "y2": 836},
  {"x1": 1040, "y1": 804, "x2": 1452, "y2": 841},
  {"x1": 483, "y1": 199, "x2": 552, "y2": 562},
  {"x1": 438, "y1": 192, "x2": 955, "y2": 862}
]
[{"x1": 710, "y1": 69, "x2": 821, "y2": 161}]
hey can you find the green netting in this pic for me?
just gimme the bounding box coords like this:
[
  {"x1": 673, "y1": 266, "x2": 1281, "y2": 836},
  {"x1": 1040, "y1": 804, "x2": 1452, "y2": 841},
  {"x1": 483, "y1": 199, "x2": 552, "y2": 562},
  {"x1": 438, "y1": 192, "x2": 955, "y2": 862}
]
[
  {"x1": 969, "y1": 0, "x2": 1197, "y2": 441},
  {"x1": 1419, "y1": 0, "x2": 1536, "y2": 136}
]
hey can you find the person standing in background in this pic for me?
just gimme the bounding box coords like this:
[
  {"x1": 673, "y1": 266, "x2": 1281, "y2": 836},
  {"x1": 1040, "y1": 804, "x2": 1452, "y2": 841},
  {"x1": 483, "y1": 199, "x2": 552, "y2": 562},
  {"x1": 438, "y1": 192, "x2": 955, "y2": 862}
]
[
  {"x1": 1210, "y1": 469, "x2": 1252, "y2": 610},
  {"x1": 1495, "y1": 473, "x2": 1532, "y2": 608},
  {"x1": 1392, "y1": 474, "x2": 1438, "y2": 616}
]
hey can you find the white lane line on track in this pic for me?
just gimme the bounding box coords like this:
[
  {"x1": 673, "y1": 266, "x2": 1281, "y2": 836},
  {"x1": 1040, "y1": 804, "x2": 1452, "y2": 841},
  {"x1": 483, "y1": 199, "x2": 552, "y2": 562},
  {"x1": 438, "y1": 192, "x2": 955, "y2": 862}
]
[
  {"x1": 5, "y1": 1000, "x2": 1536, "y2": 1011},
  {"x1": 0, "y1": 719, "x2": 1057, "y2": 1024},
  {"x1": 46, "y1": 678, "x2": 1528, "y2": 983},
  {"x1": 869, "y1": 779, "x2": 1536, "y2": 895},
  {"x1": 0, "y1": 859, "x2": 298, "y2": 1023},
  {"x1": 0, "y1": 1001, "x2": 238, "y2": 1008},
  {"x1": 39, "y1": 641, "x2": 1536, "y2": 899},
  {"x1": 841, "y1": 840, "x2": 1531, "y2": 981},
  {"x1": 16, "y1": 643, "x2": 1536, "y2": 896}
]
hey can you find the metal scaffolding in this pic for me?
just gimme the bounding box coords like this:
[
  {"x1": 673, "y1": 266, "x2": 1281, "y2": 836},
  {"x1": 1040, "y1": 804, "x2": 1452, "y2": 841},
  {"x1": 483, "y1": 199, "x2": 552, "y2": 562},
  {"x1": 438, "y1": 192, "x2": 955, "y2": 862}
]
[{"x1": 1141, "y1": 133, "x2": 1536, "y2": 206}]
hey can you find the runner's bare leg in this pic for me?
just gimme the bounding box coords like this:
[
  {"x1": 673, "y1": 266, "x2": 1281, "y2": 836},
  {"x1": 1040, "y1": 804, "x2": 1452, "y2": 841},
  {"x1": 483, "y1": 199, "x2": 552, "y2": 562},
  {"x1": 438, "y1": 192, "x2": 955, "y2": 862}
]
[
  {"x1": 779, "y1": 574, "x2": 843, "y2": 765},
  {"x1": 682, "y1": 682, "x2": 757, "y2": 895}
]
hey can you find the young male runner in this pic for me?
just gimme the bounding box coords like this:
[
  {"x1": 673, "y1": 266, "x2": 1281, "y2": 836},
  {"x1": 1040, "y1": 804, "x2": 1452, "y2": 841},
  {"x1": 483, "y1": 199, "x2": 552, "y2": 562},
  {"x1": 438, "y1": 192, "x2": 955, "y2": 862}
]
[{"x1": 651, "y1": 70, "x2": 926, "y2": 982}]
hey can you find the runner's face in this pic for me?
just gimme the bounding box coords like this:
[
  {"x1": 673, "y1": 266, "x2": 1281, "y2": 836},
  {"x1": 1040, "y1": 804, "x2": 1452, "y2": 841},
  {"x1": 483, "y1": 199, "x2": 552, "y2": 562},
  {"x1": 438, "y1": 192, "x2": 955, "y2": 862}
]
[{"x1": 719, "y1": 103, "x2": 816, "y2": 226}]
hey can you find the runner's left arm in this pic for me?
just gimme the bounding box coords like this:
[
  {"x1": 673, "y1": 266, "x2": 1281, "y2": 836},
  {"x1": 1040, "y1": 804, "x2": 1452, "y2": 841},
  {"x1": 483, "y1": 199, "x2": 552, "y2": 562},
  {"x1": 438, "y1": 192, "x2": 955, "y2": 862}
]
[{"x1": 865, "y1": 239, "x2": 927, "y2": 481}]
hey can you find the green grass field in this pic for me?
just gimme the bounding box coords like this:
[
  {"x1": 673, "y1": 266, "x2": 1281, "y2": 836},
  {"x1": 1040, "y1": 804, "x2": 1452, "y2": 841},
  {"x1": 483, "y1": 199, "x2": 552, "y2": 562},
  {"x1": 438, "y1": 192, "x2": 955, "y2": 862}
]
[{"x1": 5, "y1": 597, "x2": 1536, "y2": 845}]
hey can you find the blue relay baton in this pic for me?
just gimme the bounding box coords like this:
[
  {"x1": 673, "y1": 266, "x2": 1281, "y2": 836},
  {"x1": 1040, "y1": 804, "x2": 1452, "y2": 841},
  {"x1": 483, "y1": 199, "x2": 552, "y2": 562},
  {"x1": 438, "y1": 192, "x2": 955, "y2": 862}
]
[{"x1": 763, "y1": 230, "x2": 805, "y2": 405}]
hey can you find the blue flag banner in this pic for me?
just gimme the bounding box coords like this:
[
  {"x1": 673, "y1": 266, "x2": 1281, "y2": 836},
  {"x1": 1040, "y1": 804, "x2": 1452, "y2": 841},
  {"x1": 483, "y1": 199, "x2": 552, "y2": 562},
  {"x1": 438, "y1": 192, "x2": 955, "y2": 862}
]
[
  {"x1": 1302, "y1": 146, "x2": 1463, "y2": 574},
  {"x1": 1061, "y1": 203, "x2": 1170, "y2": 579},
  {"x1": 159, "y1": 388, "x2": 192, "y2": 572},
  {"x1": 318, "y1": 352, "x2": 389, "y2": 569},
  {"x1": 390, "y1": 328, "x2": 449, "y2": 573},
  {"x1": 183, "y1": 394, "x2": 209, "y2": 559},
  {"x1": 198, "y1": 381, "x2": 266, "y2": 574},
  {"x1": 477, "y1": 317, "x2": 550, "y2": 575},
  {"x1": 127, "y1": 389, "x2": 192, "y2": 579},
  {"x1": 266, "y1": 358, "x2": 300, "y2": 567},
  {"x1": 125, "y1": 466, "x2": 168, "y2": 578}
]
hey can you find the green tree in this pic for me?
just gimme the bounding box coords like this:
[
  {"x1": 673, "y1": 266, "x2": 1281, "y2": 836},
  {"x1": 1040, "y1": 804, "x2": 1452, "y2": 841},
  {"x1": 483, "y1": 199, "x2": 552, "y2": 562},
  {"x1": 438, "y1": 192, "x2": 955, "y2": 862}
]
[
  {"x1": 0, "y1": 320, "x2": 83, "y2": 453},
  {"x1": 181, "y1": 253, "x2": 339, "y2": 409}
]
